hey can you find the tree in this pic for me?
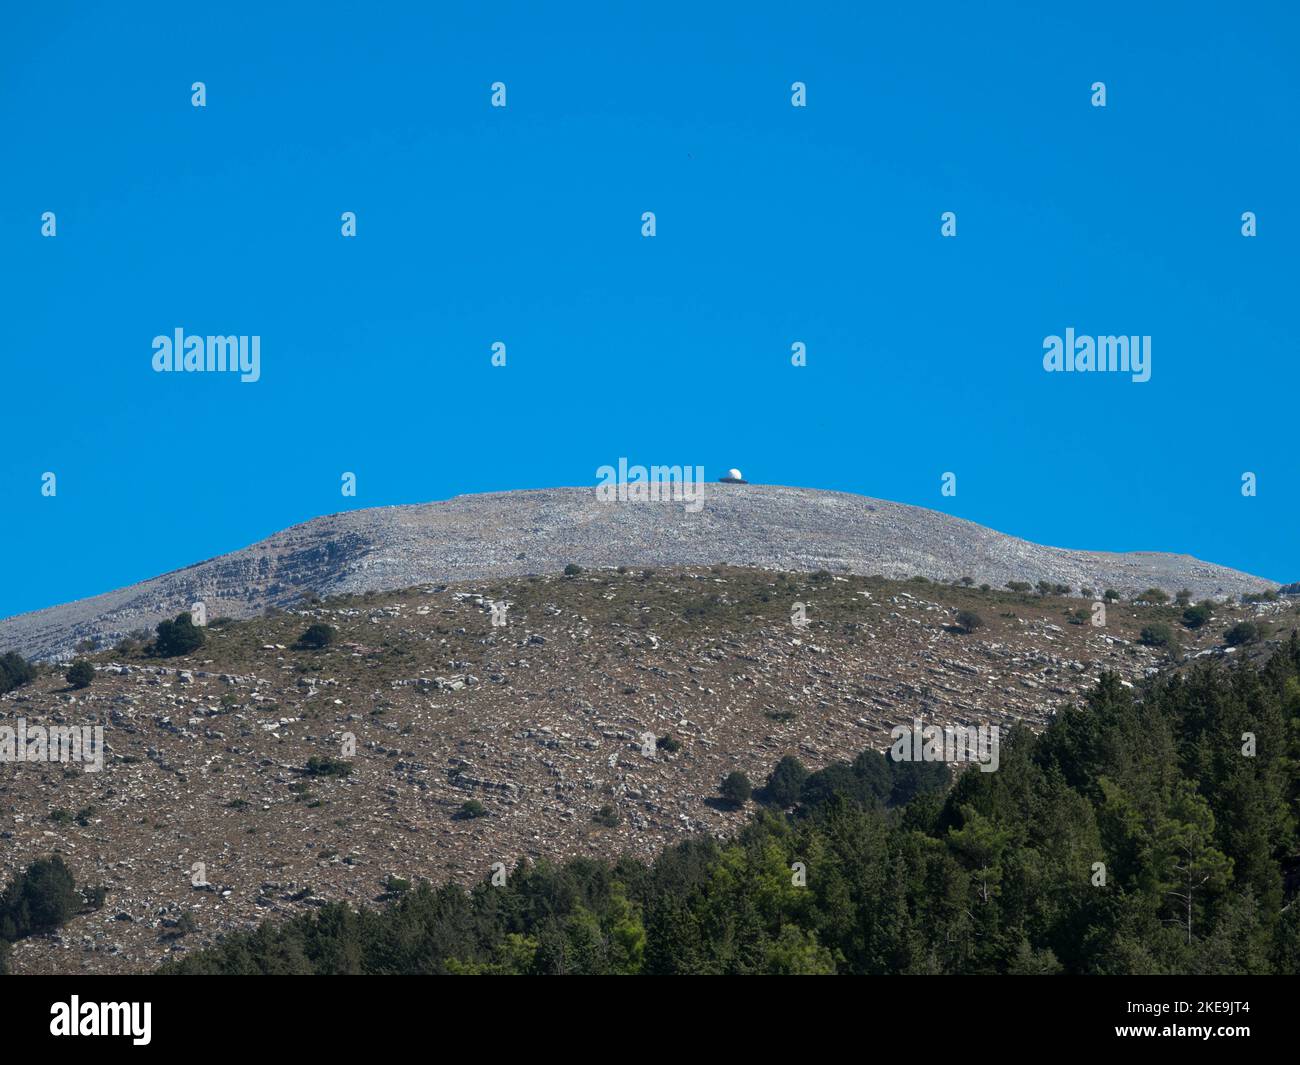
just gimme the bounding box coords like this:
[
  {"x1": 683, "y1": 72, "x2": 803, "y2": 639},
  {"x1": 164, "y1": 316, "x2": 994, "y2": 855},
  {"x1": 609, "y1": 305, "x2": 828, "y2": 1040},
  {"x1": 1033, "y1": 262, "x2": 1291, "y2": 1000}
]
[
  {"x1": 1154, "y1": 782, "x2": 1233, "y2": 945},
  {"x1": 296, "y1": 623, "x2": 335, "y2": 650},
  {"x1": 1181, "y1": 602, "x2": 1213, "y2": 629},
  {"x1": 152, "y1": 614, "x2": 205, "y2": 657},
  {"x1": 764, "y1": 755, "x2": 809, "y2": 807},
  {"x1": 720, "y1": 771, "x2": 752, "y2": 806},
  {"x1": 0, "y1": 652, "x2": 35, "y2": 695},
  {"x1": 0, "y1": 856, "x2": 80, "y2": 941},
  {"x1": 1140, "y1": 624, "x2": 1173, "y2": 647},
  {"x1": 563, "y1": 564, "x2": 583, "y2": 577},
  {"x1": 65, "y1": 660, "x2": 95, "y2": 690},
  {"x1": 1224, "y1": 621, "x2": 1259, "y2": 647},
  {"x1": 954, "y1": 610, "x2": 984, "y2": 635},
  {"x1": 1103, "y1": 589, "x2": 1121, "y2": 602}
]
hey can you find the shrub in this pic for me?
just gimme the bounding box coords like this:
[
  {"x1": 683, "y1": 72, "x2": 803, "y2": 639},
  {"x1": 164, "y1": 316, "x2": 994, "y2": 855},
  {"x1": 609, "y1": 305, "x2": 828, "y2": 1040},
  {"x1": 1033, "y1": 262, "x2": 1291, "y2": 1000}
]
[
  {"x1": 1139, "y1": 624, "x2": 1173, "y2": 647},
  {"x1": 304, "y1": 755, "x2": 353, "y2": 778},
  {"x1": 657, "y1": 734, "x2": 681, "y2": 754},
  {"x1": 0, "y1": 652, "x2": 36, "y2": 695},
  {"x1": 764, "y1": 755, "x2": 809, "y2": 807},
  {"x1": 593, "y1": 805, "x2": 621, "y2": 827},
  {"x1": 954, "y1": 610, "x2": 984, "y2": 635},
  {"x1": 1139, "y1": 588, "x2": 1170, "y2": 605},
  {"x1": 563, "y1": 563, "x2": 583, "y2": 577},
  {"x1": 720, "y1": 771, "x2": 752, "y2": 806},
  {"x1": 1175, "y1": 589, "x2": 1193, "y2": 606},
  {"x1": 152, "y1": 614, "x2": 205, "y2": 658},
  {"x1": 0, "y1": 856, "x2": 80, "y2": 942},
  {"x1": 296, "y1": 623, "x2": 335, "y2": 650},
  {"x1": 65, "y1": 660, "x2": 95, "y2": 690},
  {"x1": 1224, "y1": 621, "x2": 1259, "y2": 647},
  {"x1": 1103, "y1": 589, "x2": 1121, "y2": 602},
  {"x1": 1006, "y1": 581, "x2": 1032, "y2": 593},
  {"x1": 1181, "y1": 602, "x2": 1213, "y2": 629},
  {"x1": 458, "y1": 800, "x2": 487, "y2": 819}
]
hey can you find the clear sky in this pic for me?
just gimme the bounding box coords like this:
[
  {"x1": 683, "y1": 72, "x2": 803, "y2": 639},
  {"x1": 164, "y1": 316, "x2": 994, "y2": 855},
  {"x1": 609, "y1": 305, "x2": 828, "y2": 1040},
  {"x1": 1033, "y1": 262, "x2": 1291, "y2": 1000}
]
[{"x1": 1, "y1": 0, "x2": 1296, "y2": 620}]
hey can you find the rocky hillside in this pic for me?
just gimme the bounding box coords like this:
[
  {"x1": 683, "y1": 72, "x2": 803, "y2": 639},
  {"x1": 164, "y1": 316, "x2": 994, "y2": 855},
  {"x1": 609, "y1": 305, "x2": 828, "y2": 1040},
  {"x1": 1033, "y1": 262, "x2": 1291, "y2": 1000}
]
[
  {"x1": 3, "y1": 567, "x2": 1297, "y2": 974},
  {"x1": 0, "y1": 486, "x2": 1279, "y2": 661}
]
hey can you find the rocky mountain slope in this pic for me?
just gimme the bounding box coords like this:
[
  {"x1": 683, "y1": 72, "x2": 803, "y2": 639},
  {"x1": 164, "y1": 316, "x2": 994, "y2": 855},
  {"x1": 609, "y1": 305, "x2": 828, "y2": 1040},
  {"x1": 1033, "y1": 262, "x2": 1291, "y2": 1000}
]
[
  {"x1": 5, "y1": 567, "x2": 1295, "y2": 974},
  {"x1": 0, "y1": 485, "x2": 1279, "y2": 662}
]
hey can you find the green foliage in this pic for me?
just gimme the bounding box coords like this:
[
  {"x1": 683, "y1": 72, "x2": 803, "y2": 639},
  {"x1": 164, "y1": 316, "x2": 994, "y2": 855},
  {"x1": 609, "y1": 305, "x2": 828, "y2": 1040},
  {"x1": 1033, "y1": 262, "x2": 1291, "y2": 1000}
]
[
  {"x1": 1140, "y1": 623, "x2": 1174, "y2": 647},
  {"x1": 563, "y1": 564, "x2": 584, "y2": 577},
  {"x1": 763, "y1": 755, "x2": 809, "y2": 807},
  {"x1": 1224, "y1": 621, "x2": 1259, "y2": 647},
  {"x1": 65, "y1": 660, "x2": 95, "y2": 689},
  {"x1": 0, "y1": 652, "x2": 36, "y2": 695},
  {"x1": 719, "y1": 771, "x2": 752, "y2": 806},
  {"x1": 1181, "y1": 601, "x2": 1214, "y2": 629},
  {"x1": 458, "y1": 799, "x2": 487, "y2": 819},
  {"x1": 304, "y1": 755, "x2": 353, "y2": 778},
  {"x1": 296, "y1": 623, "x2": 336, "y2": 650},
  {"x1": 152, "y1": 613, "x2": 205, "y2": 657},
  {"x1": 954, "y1": 610, "x2": 984, "y2": 634},
  {"x1": 0, "y1": 856, "x2": 80, "y2": 943},
  {"x1": 1140, "y1": 588, "x2": 1170, "y2": 604},
  {"x1": 593, "y1": 804, "x2": 621, "y2": 827},
  {"x1": 159, "y1": 636, "x2": 1300, "y2": 976}
]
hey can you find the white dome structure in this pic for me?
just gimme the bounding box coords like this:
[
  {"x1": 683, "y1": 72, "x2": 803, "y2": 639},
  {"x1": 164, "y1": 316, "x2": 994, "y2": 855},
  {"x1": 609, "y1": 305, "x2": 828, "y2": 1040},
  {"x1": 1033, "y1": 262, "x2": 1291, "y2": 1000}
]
[{"x1": 720, "y1": 469, "x2": 746, "y2": 484}]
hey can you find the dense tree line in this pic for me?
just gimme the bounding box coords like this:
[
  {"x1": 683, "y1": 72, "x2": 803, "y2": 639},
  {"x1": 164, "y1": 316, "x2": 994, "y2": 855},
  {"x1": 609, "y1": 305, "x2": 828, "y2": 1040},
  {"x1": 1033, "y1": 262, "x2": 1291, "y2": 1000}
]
[{"x1": 162, "y1": 636, "x2": 1300, "y2": 974}]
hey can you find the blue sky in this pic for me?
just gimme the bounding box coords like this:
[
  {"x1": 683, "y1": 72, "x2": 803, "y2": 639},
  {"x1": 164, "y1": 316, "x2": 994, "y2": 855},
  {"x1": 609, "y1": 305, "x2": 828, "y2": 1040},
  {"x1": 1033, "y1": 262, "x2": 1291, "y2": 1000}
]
[{"x1": 1, "y1": 1, "x2": 1296, "y2": 620}]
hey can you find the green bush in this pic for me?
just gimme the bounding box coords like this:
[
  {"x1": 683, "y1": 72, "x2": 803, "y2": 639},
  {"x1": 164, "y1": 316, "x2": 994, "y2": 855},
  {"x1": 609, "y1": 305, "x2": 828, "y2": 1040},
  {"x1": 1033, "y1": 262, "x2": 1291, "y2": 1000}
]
[
  {"x1": 1224, "y1": 621, "x2": 1259, "y2": 647},
  {"x1": 1140, "y1": 623, "x2": 1174, "y2": 647},
  {"x1": 458, "y1": 800, "x2": 487, "y2": 820},
  {"x1": 304, "y1": 755, "x2": 353, "y2": 778},
  {"x1": 764, "y1": 755, "x2": 809, "y2": 807},
  {"x1": 593, "y1": 804, "x2": 621, "y2": 827},
  {"x1": 954, "y1": 610, "x2": 984, "y2": 635},
  {"x1": 0, "y1": 856, "x2": 80, "y2": 942},
  {"x1": 563, "y1": 564, "x2": 583, "y2": 577},
  {"x1": 0, "y1": 652, "x2": 35, "y2": 695},
  {"x1": 296, "y1": 623, "x2": 336, "y2": 650},
  {"x1": 1182, "y1": 602, "x2": 1214, "y2": 629},
  {"x1": 720, "y1": 771, "x2": 752, "y2": 806},
  {"x1": 152, "y1": 614, "x2": 205, "y2": 658},
  {"x1": 65, "y1": 660, "x2": 95, "y2": 690}
]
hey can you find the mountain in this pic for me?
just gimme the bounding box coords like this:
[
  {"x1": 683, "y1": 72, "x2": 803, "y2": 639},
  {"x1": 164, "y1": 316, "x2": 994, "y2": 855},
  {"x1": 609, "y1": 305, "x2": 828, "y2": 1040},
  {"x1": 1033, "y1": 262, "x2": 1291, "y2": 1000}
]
[
  {"x1": 4, "y1": 565, "x2": 1295, "y2": 974},
  {"x1": 0, "y1": 485, "x2": 1278, "y2": 661}
]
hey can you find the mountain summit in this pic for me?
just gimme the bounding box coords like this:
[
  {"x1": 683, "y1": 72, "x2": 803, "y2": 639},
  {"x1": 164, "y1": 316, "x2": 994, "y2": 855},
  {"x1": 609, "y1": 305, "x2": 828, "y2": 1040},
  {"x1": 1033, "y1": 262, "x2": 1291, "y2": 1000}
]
[{"x1": 0, "y1": 485, "x2": 1276, "y2": 660}]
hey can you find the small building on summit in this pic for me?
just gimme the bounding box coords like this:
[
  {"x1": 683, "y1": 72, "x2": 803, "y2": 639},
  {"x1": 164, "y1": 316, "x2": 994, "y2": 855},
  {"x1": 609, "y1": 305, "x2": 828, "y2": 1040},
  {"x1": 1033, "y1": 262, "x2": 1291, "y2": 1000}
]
[{"x1": 720, "y1": 469, "x2": 748, "y2": 484}]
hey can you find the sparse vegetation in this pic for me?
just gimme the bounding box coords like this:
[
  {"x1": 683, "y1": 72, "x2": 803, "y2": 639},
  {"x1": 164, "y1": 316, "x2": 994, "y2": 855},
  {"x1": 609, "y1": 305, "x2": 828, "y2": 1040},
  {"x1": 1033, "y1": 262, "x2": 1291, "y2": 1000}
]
[{"x1": 954, "y1": 610, "x2": 984, "y2": 634}]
